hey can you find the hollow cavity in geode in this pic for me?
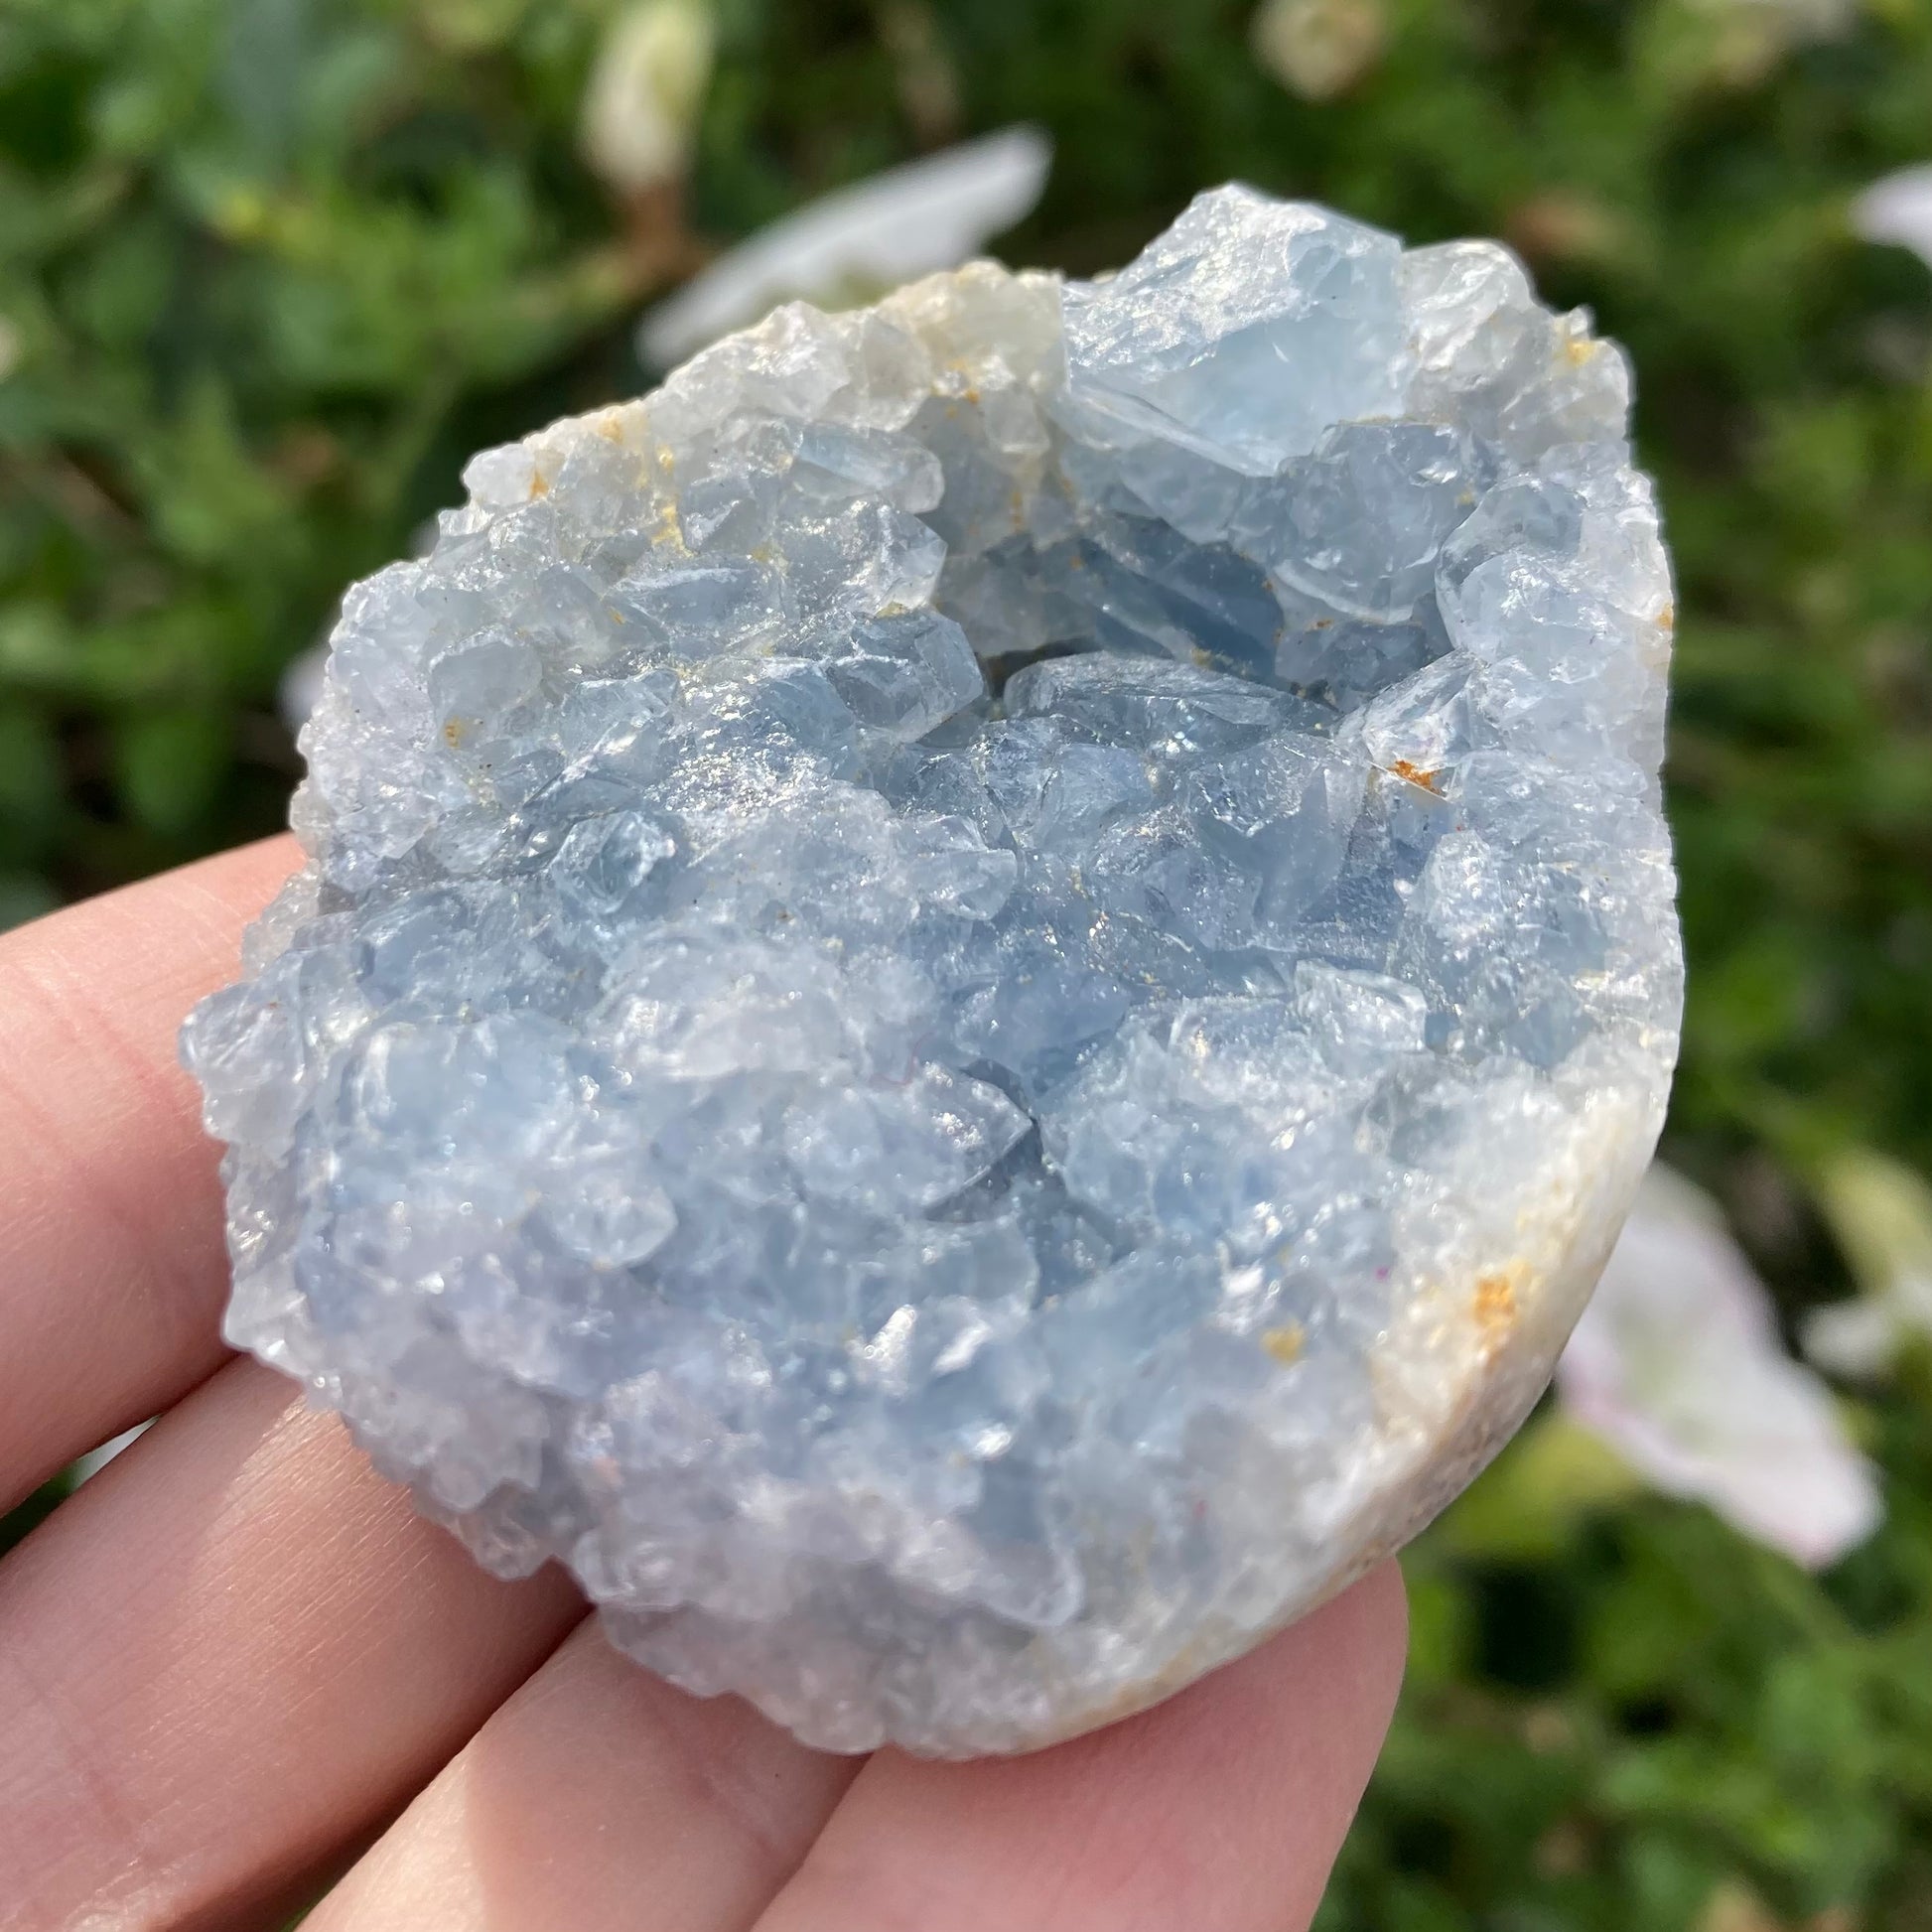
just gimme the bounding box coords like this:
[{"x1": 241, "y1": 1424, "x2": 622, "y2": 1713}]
[{"x1": 185, "y1": 187, "x2": 1682, "y2": 1757}]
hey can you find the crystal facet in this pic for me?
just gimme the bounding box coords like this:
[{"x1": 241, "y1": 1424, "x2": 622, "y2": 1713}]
[{"x1": 185, "y1": 187, "x2": 1682, "y2": 1756}]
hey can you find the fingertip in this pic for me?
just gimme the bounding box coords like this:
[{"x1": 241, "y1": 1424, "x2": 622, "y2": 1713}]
[
  {"x1": 755, "y1": 1563, "x2": 1411, "y2": 1932},
  {"x1": 0, "y1": 834, "x2": 304, "y2": 1508},
  {"x1": 1329, "y1": 1557, "x2": 1410, "y2": 1736}
]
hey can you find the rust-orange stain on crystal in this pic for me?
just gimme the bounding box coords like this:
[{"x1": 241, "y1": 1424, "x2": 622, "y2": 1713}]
[
  {"x1": 1261, "y1": 1322, "x2": 1307, "y2": 1368},
  {"x1": 1472, "y1": 1267, "x2": 1524, "y2": 1352}
]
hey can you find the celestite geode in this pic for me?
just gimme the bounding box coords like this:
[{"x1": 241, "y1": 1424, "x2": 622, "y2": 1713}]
[{"x1": 184, "y1": 187, "x2": 1682, "y2": 1756}]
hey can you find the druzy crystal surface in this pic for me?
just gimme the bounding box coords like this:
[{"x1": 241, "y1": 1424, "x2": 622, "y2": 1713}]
[{"x1": 185, "y1": 188, "x2": 1682, "y2": 1756}]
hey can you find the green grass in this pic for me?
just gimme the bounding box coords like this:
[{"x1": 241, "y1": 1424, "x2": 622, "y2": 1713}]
[{"x1": 0, "y1": 1474, "x2": 73, "y2": 1558}]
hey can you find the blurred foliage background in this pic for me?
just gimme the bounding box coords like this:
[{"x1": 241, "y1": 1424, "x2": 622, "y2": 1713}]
[{"x1": 4, "y1": 0, "x2": 1932, "y2": 1926}]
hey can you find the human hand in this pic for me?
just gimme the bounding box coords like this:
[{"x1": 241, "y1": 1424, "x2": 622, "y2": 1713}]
[{"x1": 0, "y1": 839, "x2": 1406, "y2": 1932}]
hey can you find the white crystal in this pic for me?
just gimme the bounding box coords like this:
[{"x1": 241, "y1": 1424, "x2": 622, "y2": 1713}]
[{"x1": 186, "y1": 188, "x2": 1682, "y2": 1756}]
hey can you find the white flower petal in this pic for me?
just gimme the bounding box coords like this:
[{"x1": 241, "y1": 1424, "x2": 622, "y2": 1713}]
[
  {"x1": 280, "y1": 642, "x2": 330, "y2": 733},
  {"x1": 1803, "y1": 1147, "x2": 1932, "y2": 1376},
  {"x1": 1802, "y1": 1298, "x2": 1900, "y2": 1380},
  {"x1": 1250, "y1": 0, "x2": 1388, "y2": 103},
  {"x1": 640, "y1": 125, "x2": 1052, "y2": 367},
  {"x1": 1853, "y1": 164, "x2": 1932, "y2": 275},
  {"x1": 1557, "y1": 1164, "x2": 1881, "y2": 1569},
  {"x1": 581, "y1": 0, "x2": 717, "y2": 197}
]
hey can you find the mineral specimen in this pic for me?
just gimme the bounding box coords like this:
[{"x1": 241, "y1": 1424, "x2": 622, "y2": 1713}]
[{"x1": 183, "y1": 186, "x2": 1682, "y2": 1756}]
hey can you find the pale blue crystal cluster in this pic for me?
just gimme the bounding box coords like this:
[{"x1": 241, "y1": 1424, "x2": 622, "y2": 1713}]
[{"x1": 185, "y1": 188, "x2": 1681, "y2": 1755}]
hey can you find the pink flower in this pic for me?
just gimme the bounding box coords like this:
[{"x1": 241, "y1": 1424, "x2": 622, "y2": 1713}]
[{"x1": 1557, "y1": 1165, "x2": 1880, "y2": 1568}]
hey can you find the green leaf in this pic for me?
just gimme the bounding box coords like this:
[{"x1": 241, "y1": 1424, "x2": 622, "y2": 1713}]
[
  {"x1": 0, "y1": 872, "x2": 58, "y2": 930},
  {"x1": 0, "y1": 700, "x2": 65, "y2": 847},
  {"x1": 112, "y1": 704, "x2": 228, "y2": 836},
  {"x1": 1435, "y1": 1414, "x2": 1645, "y2": 1565}
]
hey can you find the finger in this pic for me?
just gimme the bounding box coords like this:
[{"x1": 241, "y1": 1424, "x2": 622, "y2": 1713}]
[
  {"x1": 307, "y1": 1621, "x2": 861, "y2": 1932},
  {"x1": 0, "y1": 836, "x2": 300, "y2": 1510},
  {"x1": 753, "y1": 1565, "x2": 1407, "y2": 1932},
  {"x1": 0, "y1": 1357, "x2": 584, "y2": 1932}
]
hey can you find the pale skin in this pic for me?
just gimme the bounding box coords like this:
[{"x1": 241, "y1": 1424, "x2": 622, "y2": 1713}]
[{"x1": 0, "y1": 838, "x2": 1408, "y2": 1932}]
